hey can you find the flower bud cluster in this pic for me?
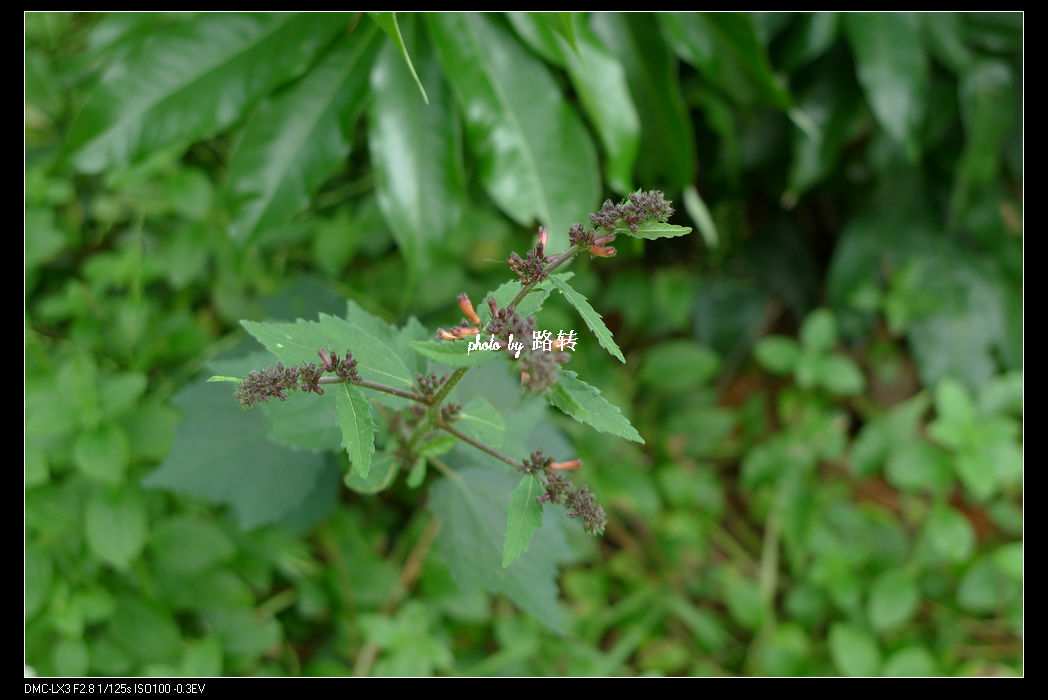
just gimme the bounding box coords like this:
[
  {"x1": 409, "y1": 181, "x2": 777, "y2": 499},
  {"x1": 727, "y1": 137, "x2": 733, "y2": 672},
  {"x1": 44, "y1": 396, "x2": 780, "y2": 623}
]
[{"x1": 520, "y1": 450, "x2": 607, "y2": 536}]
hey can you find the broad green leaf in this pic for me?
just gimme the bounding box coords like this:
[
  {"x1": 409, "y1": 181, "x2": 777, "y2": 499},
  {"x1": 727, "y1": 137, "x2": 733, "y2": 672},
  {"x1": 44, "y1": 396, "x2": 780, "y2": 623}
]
[
  {"x1": 241, "y1": 313, "x2": 416, "y2": 405},
  {"x1": 828, "y1": 623, "x2": 881, "y2": 677},
  {"x1": 800, "y1": 308, "x2": 836, "y2": 352},
  {"x1": 428, "y1": 13, "x2": 600, "y2": 253},
  {"x1": 613, "y1": 221, "x2": 693, "y2": 240},
  {"x1": 110, "y1": 598, "x2": 183, "y2": 664},
  {"x1": 550, "y1": 273, "x2": 624, "y2": 363},
  {"x1": 844, "y1": 12, "x2": 928, "y2": 158},
  {"x1": 262, "y1": 391, "x2": 341, "y2": 452},
  {"x1": 507, "y1": 13, "x2": 640, "y2": 193},
  {"x1": 410, "y1": 339, "x2": 501, "y2": 368},
  {"x1": 85, "y1": 487, "x2": 148, "y2": 569},
  {"x1": 884, "y1": 440, "x2": 953, "y2": 494},
  {"x1": 428, "y1": 467, "x2": 572, "y2": 631},
  {"x1": 148, "y1": 516, "x2": 235, "y2": 576},
  {"x1": 503, "y1": 475, "x2": 544, "y2": 568},
  {"x1": 754, "y1": 335, "x2": 801, "y2": 374},
  {"x1": 639, "y1": 341, "x2": 721, "y2": 391},
  {"x1": 65, "y1": 13, "x2": 345, "y2": 172},
  {"x1": 882, "y1": 647, "x2": 938, "y2": 677},
  {"x1": 368, "y1": 12, "x2": 429, "y2": 104},
  {"x1": 226, "y1": 27, "x2": 380, "y2": 244},
  {"x1": 548, "y1": 371, "x2": 643, "y2": 443},
  {"x1": 336, "y1": 383, "x2": 377, "y2": 478},
  {"x1": 924, "y1": 504, "x2": 975, "y2": 563},
  {"x1": 867, "y1": 570, "x2": 919, "y2": 631},
  {"x1": 457, "y1": 397, "x2": 505, "y2": 449},
  {"x1": 592, "y1": 13, "x2": 696, "y2": 188},
  {"x1": 369, "y1": 18, "x2": 465, "y2": 274},
  {"x1": 344, "y1": 451, "x2": 398, "y2": 494},
  {"x1": 536, "y1": 12, "x2": 579, "y2": 54},
  {"x1": 814, "y1": 355, "x2": 865, "y2": 396},
  {"x1": 73, "y1": 422, "x2": 130, "y2": 484},
  {"x1": 144, "y1": 380, "x2": 327, "y2": 529}
]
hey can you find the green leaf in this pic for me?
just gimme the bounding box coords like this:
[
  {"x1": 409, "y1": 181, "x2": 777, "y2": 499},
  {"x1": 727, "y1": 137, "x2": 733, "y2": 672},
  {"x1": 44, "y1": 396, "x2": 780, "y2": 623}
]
[
  {"x1": 924, "y1": 504, "x2": 975, "y2": 563},
  {"x1": 867, "y1": 570, "x2": 919, "y2": 632},
  {"x1": 548, "y1": 371, "x2": 643, "y2": 444},
  {"x1": 754, "y1": 335, "x2": 801, "y2": 374},
  {"x1": 958, "y1": 555, "x2": 1018, "y2": 614},
  {"x1": 457, "y1": 397, "x2": 506, "y2": 449},
  {"x1": 828, "y1": 623, "x2": 881, "y2": 677},
  {"x1": 149, "y1": 516, "x2": 235, "y2": 576},
  {"x1": 639, "y1": 341, "x2": 721, "y2": 391},
  {"x1": 800, "y1": 308, "x2": 837, "y2": 352},
  {"x1": 65, "y1": 13, "x2": 346, "y2": 172},
  {"x1": 110, "y1": 597, "x2": 183, "y2": 664},
  {"x1": 815, "y1": 354, "x2": 865, "y2": 396},
  {"x1": 844, "y1": 12, "x2": 928, "y2": 157},
  {"x1": 73, "y1": 422, "x2": 131, "y2": 484},
  {"x1": 409, "y1": 339, "x2": 501, "y2": 369},
  {"x1": 144, "y1": 380, "x2": 327, "y2": 529},
  {"x1": 262, "y1": 391, "x2": 341, "y2": 452},
  {"x1": 613, "y1": 220, "x2": 693, "y2": 240},
  {"x1": 336, "y1": 383, "x2": 377, "y2": 478},
  {"x1": 882, "y1": 647, "x2": 938, "y2": 677},
  {"x1": 207, "y1": 375, "x2": 241, "y2": 383},
  {"x1": 428, "y1": 467, "x2": 572, "y2": 631},
  {"x1": 884, "y1": 440, "x2": 953, "y2": 494},
  {"x1": 503, "y1": 475, "x2": 545, "y2": 568},
  {"x1": 427, "y1": 13, "x2": 600, "y2": 253},
  {"x1": 241, "y1": 313, "x2": 416, "y2": 406},
  {"x1": 549, "y1": 273, "x2": 624, "y2": 363},
  {"x1": 593, "y1": 13, "x2": 696, "y2": 188},
  {"x1": 344, "y1": 451, "x2": 398, "y2": 495},
  {"x1": 369, "y1": 17, "x2": 465, "y2": 274},
  {"x1": 85, "y1": 487, "x2": 148, "y2": 570},
  {"x1": 507, "y1": 13, "x2": 640, "y2": 193},
  {"x1": 226, "y1": 27, "x2": 380, "y2": 244},
  {"x1": 368, "y1": 12, "x2": 429, "y2": 104},
  {"x1": 778, "y1": 12, "x2": 840, "y2": 72}
]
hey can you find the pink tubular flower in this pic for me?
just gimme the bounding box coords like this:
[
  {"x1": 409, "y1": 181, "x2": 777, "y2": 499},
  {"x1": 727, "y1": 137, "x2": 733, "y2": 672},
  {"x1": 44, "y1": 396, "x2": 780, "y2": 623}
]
[
  {"x1": 457, "y1": 293, "x2": 481, "y2": 326},
  {"x1": 550, "y1": 459, "x2": 582, "y2": 471}
]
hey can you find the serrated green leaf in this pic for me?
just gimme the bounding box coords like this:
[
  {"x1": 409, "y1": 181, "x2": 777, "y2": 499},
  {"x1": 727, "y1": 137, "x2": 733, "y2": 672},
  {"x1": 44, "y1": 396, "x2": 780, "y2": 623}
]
[
  {"x1": 65, "y1": 13, "x2": 345, "y2": 172},
  {"x1": 226, "y1": 27, "x2": 380, "y2": 244},
  {"x1": 336, "y1": 383, "x2": 376, "y2": 478},
  {"x1": 613, "y1": 220, "x2": 693, "y2": 240},
  {"x1": 503, "y1": 475, "x2": 544, "y2": 568},
  {"x1": 369, "y1": 17, "x2": 465, "y2": 274},
  {"x1": 548, "y1": 371, "x2": 643, "y2": 443},
  {"x1": 457, "y1": 396, "x2": 505, "y2": 449},
  {"x1": 550, "y1": 273, "x2": 624, "y2": 363},
  {"x1": 428, "y1": 467, "x2": 571, "y2": 631},
  {"x1": 410, "y1": 339, "x2": 501, "y2": 368},
  {"x1": 369, "y1": 12, "x2": 429, "y2": 104},
  {"x1": 427, "y1": 13, "x2": 599, "y2": 253},
  {"x1": 262, "y1": 391, "x2": 340, "y2": 452},
  {"x1": 241, "y1": 313, "x2": 415, "y2": 406}
]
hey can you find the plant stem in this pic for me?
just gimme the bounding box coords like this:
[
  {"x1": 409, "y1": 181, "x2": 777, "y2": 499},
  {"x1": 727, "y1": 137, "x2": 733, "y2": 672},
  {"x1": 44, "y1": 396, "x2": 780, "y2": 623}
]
[
  {"x1": 317, "y1": 376, "x2": 429, "y2": 404},
  {"x1": 438, "y1": 422, "x2": 523, "y2": 471}
]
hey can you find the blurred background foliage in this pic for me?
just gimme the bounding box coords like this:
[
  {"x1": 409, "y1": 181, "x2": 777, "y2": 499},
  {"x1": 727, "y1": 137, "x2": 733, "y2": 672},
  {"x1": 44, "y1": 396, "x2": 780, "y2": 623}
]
[{"x1": 25, "y1": 12, "x2": 1021, "y2": 676}]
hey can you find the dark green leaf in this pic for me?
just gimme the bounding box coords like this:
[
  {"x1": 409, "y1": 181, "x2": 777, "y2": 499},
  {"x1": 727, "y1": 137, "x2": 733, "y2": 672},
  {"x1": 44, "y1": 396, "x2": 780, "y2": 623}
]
[
  {"x1": 336, "y1": 383, "x2": 376, "y2": 478},
  {"x1": 427, "y1": 14, "x2": 599, "y2": 253},
  {"x1": 226, "y1": 27, "x2": 380, "y2": 244},
  {"x1": 548, "y1": 371, "x2": 643, "y2": 443},
  {"x1": 368, "y1": 12, "x2": 429, "y2": 104},
  {"x1": 66, "y1": 13, "x2": 346, "y2": 171},
  {"x1": 549, "y1": 273, "x2": 624, "y2": 363}
]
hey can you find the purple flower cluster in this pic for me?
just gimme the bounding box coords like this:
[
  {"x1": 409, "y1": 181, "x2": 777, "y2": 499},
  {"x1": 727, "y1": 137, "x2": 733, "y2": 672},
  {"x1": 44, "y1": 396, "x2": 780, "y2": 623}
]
[
  {"x1": 485, "y1": 298, "x2": 568, "y2": 395},
  {"x1": 235, "y1": 350, "x2": 359, "y2": 407},
  {"x1": 521, "y1": 450, "x2": 607, "y2": 536},
  {"x1": 235, "y1": 362, "x2": 325, "y2": 407}
]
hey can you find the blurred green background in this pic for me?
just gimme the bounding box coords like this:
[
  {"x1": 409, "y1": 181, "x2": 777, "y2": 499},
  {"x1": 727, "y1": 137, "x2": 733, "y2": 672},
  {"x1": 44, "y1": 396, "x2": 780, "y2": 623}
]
[{"x1": 25, "y1": 12, "x2": 1022, "y2": 676}]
